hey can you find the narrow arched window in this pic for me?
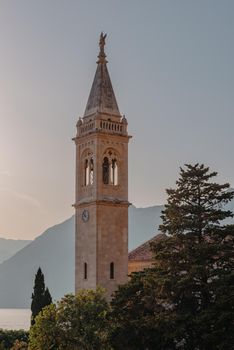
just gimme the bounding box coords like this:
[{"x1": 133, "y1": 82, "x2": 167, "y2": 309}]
[
  {"x1": 84, "y1": 263, "x2": 87, "y2": 280},
  {"x1": 103, "y1": 157, "x2": 109, "y2": 184},
  {"x1": 110, "y1": 262, "x2": 114, "y2": 279},
  {"x1": 90, "y1": 158, "x2": 94, "y2": 185},
  {"x1": 114, "y1": 162, "x2": 118, "y2": 186},
  {"x1": 111, "y1": 159, "x2": 118, "y2": 186},
  {"x1": 84, "y1": 159, "x2": 89, "y2": 186}
]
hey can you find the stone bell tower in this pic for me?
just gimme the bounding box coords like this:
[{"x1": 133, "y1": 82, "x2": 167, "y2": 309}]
[{"x1": 73, "y1": 33, "x2": 131, "y2": 299}]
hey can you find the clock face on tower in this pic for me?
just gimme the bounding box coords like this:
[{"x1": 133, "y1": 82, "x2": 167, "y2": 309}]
[{"x1": 82, "y1": 209, "x2": 89, "y2": 222}]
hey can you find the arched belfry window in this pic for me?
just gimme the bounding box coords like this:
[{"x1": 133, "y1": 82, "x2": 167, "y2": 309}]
[
  {"x1": 83, "y1": 150, "x2": 94, "y2": 187},
  {"x1": 84, "y1": 159, "x2": 89, "y2": 186},
  {"x1": 102, "y1": 150, "x2": 119, "y2": 186},
  {"x1": 111, "y1": 159, "x2": 118, "y2": 186},
  {"x1": 110, "y1": 262, "x2": 114, "y2": 279},
  {"x1": 90, "y1": 158, "x2": 94, "y2": 185},
  {"x1": 103, "y1": 157, "x2": 109, "y2": 184}
]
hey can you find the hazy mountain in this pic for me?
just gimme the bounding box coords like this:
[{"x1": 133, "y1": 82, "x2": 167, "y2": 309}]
[
  {"x1": 129, "y1": 205, "x2": 163, "y2": 248},
  {"x1": 0, "y1": 238, "x2": 31, "y2": 264},
  {"x1": 0, "y1": 205, "x2": 163, "y2": 308}
]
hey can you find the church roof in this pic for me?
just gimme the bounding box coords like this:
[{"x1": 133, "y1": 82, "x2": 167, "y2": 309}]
[
  {"x1": 84, "y1": 33, "x2": 120, "y2": 118},
  {"x1": 128, "y1": 234, "x2": 166, "y2": 261}
]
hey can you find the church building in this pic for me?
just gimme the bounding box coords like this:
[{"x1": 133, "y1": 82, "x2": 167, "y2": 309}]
[{"x1": 73, "y1": 33, "x2": 131, "y2": 299}]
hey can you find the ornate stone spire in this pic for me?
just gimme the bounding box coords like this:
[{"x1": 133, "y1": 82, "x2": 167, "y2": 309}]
[{"x1": 83, "y1": 33, "x2": 120, "y2": 118}]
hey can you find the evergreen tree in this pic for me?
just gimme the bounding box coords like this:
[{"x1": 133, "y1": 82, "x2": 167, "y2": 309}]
[
  {"x1": 31, "y1": 268, "x2": 52, "y2": 326},
  {"x1": 110, "y1": 269, "x2": 175, "y2": 350},
  {"x1": 43, "y1": 288, "x2": 52, "y2": 306},
  {"x1": 111, "y1": 164, "x2": 234, "y2": 350},
  {"x1": 159, "y1": 163, "x2": 234, "y2": 237},
  {"x1": 155, "y1": 163, "x2": 234, "y2": 349}
]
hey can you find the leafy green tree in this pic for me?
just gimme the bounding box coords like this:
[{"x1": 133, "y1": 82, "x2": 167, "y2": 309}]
[
  {"x1": 31, "y1": 267, "x2": 52, "y2": 326},
  {"x1": 10, "y1": 339, "x2": 28, "y2": 350},
  {"x1": 0, "y1": 330, "x2": 28, "y2": 350},
  {"x1": 0, "y1": 342, "x2": 5, "y2": 350},
  {"x1": 29, "y1": 288, "x2": 111, "y2": 350},
  {"x1": 29, "y1": 304, "x2": 58, "y2": 350},
  {"x1": 111, "y1": 164, "x2": 234, "y2": 350}
]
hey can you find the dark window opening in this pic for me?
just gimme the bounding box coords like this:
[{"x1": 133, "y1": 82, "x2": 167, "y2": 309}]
[
  {"x1": 84, "y1": 263, "x2": 87, "y2": 279},
  {"x1": 110, "y1": 262, "x2": 114, "y2": 279},
  {"x1": 103, "y1": 157, "x2": 109, "y2": 184}
]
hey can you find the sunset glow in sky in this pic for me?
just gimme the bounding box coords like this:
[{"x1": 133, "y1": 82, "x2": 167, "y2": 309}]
[{"x1": 0, "y1": 0, "x2": 234, "y2": 239}]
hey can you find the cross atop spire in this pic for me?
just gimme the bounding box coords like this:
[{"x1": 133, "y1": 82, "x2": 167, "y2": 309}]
[{"x1": 83, "y1": 33, "x2": 120, "y2": 118}]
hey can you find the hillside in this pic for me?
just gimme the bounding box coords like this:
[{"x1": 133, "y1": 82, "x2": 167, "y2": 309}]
[
  {"x1": 0, "y1": 205, "x2": 163, "y2": 308},
  {"x1": 0, "y1": 238, "x2": 31, "y2": 264}
]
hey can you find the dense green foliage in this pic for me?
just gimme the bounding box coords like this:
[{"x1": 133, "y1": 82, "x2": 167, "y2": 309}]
[
  {"x1": 159, "y1": 163, "x2": 234, "y2": 236},
  {"x1": 29, "y1": 164, "x2": 234, "y2": 349},
  {"x1": 0, "y1": 330, "x2": 28, "y2": 350},
  {"x1": 29, "y1": 288, "x2": 111, "y2": 350},
  {"x1": 158, "y1": 164, "x2": 234, "y2": 349},
  {"x1": 10, "y1": 340, "x2": 28, "y2": 349},
  {"x1": 31, "y1": 267, "x2": 52, "y2": 326},
  {"x1": 110, "y1": 268, "x2": 176, "y2": 349},
  {"x1": 110, "y1": 164, "x2": 234, "y2": 349}
]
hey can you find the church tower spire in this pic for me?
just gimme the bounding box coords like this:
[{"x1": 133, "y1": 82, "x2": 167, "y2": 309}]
[
  {"x1": 74, "y1": 34, "x2": 131, "y2": 300},
  {"x1": 84, "y1": 33, "x2": 120, "y2": 118}
]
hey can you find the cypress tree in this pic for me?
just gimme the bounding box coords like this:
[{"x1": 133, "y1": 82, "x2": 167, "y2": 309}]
[
  {"x1": 31, "y1": 267, "x2": 52, "y2": 326},
  {"x1": 44, "y1": 287, "x2": 52, "y2": 306}
]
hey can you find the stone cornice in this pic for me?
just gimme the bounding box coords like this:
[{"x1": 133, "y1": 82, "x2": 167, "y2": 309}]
[
  {"x1": 73, "y1": 199, "x2": 130, "y2": 209},
  {"x1": 72, "y1": 132, "x2": 132, "y2": 145}
]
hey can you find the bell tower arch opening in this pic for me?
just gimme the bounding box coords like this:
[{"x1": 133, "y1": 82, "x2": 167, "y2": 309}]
[
  {"x1": 102, "y1": 148, "x2": 119, "y2": 186},
  {"x1": 81, "y1": 149, "x2": 94, "y2": 187},
  {"x1": 102, "y1": 157, "x2": 109, "y2": 184}
]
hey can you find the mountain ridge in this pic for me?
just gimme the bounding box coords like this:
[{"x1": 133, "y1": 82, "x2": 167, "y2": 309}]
[
  {"x1": 0, "y1": 238, "x2": 31, "y2": 264},
  {"x1": 0, "y1": 205, "x2": 163, "y2": 308},
  {"x1": 1, "y1": 197, "x2": 233, "y2": 309}
]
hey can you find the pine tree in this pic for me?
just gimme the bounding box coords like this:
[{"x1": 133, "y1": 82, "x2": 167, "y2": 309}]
[
  {"x1": 155, "y1": 163, "x2": 234, "y2": 349},
  {"x1": 31, "y1": 268, "x2": 52, "y2": 326},
  {"x1": 111, "y1": 164, "x2": 234, "y2": 350},
  {"x1": 159, "y1": 163, "x2": 234, "y2": 237}
]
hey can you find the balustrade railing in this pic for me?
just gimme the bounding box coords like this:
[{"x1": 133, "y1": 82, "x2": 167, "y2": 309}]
[{"x1": 78, "y1": 119, "x2": 127, "y2": 136}]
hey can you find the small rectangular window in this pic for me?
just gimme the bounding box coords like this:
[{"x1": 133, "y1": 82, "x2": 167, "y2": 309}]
[
  {"x1": 110, "y1": 262, "x2": 114, "y2": 279},
  {"x1": 84, "y1": 263, "x2": 87, "y2": 279}
]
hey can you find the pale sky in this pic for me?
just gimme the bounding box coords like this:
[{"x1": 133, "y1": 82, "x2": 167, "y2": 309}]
[{"x1": 0, "y1": 0, "x2": 234, "y2": 239}]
